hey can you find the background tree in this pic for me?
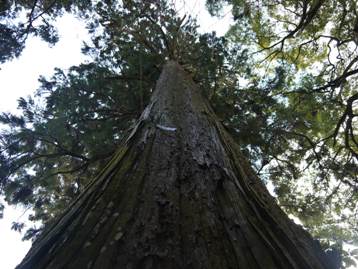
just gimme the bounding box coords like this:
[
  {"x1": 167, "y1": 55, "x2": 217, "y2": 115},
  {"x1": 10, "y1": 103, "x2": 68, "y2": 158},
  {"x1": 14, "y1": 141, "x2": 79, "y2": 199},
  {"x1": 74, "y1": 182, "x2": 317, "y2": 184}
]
[{"x1": 206, "y1": 0, "x2": 358, "y2": 266}]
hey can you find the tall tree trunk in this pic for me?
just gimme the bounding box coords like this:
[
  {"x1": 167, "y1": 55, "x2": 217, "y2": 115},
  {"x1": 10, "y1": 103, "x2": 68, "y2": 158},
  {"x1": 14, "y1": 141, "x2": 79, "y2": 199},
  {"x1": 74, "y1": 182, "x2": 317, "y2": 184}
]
[{"x1": 17, "y1": 61, "x2": 333, "y2": 269}]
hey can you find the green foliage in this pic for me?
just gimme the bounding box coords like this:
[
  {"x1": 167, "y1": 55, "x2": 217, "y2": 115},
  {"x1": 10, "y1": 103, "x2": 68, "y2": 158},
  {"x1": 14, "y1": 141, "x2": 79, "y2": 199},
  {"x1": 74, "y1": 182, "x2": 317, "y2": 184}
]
[
  {"x1": 0, "y1": 62, "x2": 150, "y2": 227},
  {"x1": 0, "y1": 0, "x2": 232, "y2": 239},
  {"x1": 0, "y1": 0, "x2": 357, "y2": 266},
  {"x1": 208, "y1": 0, "x2": 358, "y2": 266}
]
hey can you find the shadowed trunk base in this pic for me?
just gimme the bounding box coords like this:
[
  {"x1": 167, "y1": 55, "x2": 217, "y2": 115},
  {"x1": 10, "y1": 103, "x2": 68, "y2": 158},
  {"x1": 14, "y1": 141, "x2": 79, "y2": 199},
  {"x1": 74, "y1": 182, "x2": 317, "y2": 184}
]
[{"x1": 17, "y1": 61, "x2": 334, "y2": 269}]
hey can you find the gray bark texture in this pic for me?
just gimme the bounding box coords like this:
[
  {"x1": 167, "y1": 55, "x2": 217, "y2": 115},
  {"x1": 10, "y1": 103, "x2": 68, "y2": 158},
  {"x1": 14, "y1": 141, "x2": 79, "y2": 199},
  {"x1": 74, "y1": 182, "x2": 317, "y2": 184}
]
[{"x1": 17, "y1": 61, "x2": 334, "y2": 269}]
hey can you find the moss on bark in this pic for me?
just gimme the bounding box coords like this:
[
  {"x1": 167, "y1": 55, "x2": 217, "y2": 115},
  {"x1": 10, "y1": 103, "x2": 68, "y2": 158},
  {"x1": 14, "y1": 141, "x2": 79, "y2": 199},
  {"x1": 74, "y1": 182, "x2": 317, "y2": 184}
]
[{"x1": 17, "y1": 61, "x2": 334, "y2": 269}]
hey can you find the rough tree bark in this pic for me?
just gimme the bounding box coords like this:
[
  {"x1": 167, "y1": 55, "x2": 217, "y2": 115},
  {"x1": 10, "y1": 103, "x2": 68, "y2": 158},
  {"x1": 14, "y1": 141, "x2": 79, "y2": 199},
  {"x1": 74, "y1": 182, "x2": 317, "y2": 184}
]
[{"x1": 17, "y1": 61, "x2": 333, "y2": 269}]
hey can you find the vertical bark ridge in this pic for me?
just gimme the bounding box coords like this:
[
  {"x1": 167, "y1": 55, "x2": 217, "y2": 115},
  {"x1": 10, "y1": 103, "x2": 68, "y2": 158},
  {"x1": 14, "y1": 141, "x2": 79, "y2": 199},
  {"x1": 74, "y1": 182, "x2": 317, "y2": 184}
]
[{"x1": 17, "y1": 61, "x2": 333, "y2": 269}]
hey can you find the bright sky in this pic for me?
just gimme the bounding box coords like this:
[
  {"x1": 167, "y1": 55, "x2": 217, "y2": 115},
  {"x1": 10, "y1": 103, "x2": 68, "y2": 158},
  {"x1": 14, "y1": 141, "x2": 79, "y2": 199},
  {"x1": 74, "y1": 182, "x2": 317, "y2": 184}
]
[
  {"x1": 0, "y1": 14, "x2": 90, "y2": 269},
  {"x1": 0, "y1": 2, "x2": 233, "y2": 269}
]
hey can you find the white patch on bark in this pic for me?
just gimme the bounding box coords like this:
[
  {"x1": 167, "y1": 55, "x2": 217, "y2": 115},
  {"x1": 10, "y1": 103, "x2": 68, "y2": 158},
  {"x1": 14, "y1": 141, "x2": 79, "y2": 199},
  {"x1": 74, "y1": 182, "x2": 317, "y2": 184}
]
[
  {"x1": 126, "y1": 101, "x2": 156, "y2": 143},
  {"x1": 156, "y1": 124, "x2": 176, "y2": 132}
]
